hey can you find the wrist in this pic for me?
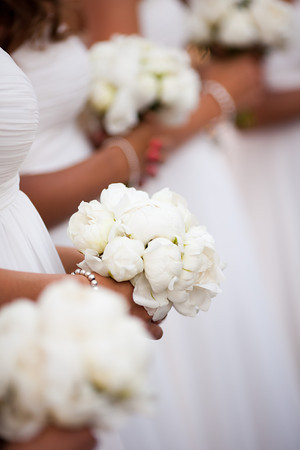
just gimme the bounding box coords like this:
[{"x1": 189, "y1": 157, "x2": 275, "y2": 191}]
[
  {"x1": 71, "y1": 269, "x2": 98, "y2": 290},
  {"x1": 103, "y1": 137, "x2": 141, "y2": 187},
  {"x1": 203, "y1": 80, "x2": 236, "y2": 122}
]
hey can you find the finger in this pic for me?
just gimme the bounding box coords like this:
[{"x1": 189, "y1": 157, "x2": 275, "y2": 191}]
[{"x1": 146, "y1": 323, "x2": 163, "y2": 340}]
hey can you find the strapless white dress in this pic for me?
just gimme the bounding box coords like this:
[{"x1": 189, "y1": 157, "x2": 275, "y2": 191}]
[
  {"x1": 0, "y1": 48, "x2": 64, "y2": 274},
  {"x1": 118, "y1": 2, "x2": 300, "y2": 450},
  {"x1": 13, "y1": 36, "x2": 93, "y2": 247}
]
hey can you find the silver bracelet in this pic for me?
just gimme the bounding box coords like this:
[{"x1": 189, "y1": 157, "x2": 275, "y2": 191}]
[
  {"x1": 203, "y1": 80, "x2": 236, "y2": 121},
  {"x1": 104, "y1": 137, "x2": 141, "y2": 187},
  {"x1": 71, "y1": 268, "x2": 98, "y2": 290}
]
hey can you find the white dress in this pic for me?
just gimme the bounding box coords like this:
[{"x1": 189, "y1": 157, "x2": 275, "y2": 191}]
[
  {"x1": 230, "y1": 0, "x2": 300, "y2": 363},
  {"x1": 0, "y1": 47, "x2": 64, "y2": 274},
  {"x1": 13, "y1": 36, "x2": 93, "y2": 247},
  {"x1": 118, "y1": 1, "x2": 300, "y2": 449}
]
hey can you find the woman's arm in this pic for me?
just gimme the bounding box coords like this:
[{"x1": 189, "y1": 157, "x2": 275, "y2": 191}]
[
  {"x1": 237, "y1": 88, "x2": 300, "y2": 128},
  {"x1": 20, "y1": 122, "x2": 153, "y2": 229}
]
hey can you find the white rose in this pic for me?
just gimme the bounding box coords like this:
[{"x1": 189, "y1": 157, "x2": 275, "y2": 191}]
[
  {"x1": 100, "y1": 183, "x2": 149, "y2": 218},
  {"x1": 120, "y1": 201, "x2": 186, "y2": 245},
  {"x1": 185, "y1": 9, "x2": 211, "y2": 44},
  {"x1": 251, "y1": 0, "x2": 294, "y2": 46},
  {"x1": 89, "y1": 79, "x2": 116, "y2": 113},
  {"x1": 143, "y1": 238, "x2": 182, "y2": 293},
  {"x1": 218, "y1": 8, "x2": 258, "y2": 47},
  {"x1": 68, "y1": 200, "x2": 115, "y2": 254},
  {"x1": 104, "y1": 87, "x2": 139, "y2": 135},
  {"x1": 101, "y1": 236, "x2": 144, "y2": 281}
]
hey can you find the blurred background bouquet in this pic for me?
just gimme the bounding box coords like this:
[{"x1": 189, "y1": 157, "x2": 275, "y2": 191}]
[
  {"x1": 184, "y1": 0, "x2": 295, "y2": 58},
  {"x1": 87, "y1": 34, "x2": 201, "y2": 135},
  {"x1": 0, "y1": 280, "x2": 153, "y2": 442}
]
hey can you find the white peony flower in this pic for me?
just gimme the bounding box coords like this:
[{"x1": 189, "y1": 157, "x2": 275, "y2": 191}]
[
  {"x1": 143, "y1": 238, "x2": 182, "y2": 293},
  {"x1": 152, "y1": 187, "x2": 198, "y2": 232},
  {"x1": 218, "y1": 7, "x2": 258, "y2": 47},
  {"x1": 100, "y1": 183, "x2": 149, "y2": 219},
  {"x1": 132, "y1": 274, "x2": 172, "y2": 321},
  {"x1": 69, "y1": 184, "x2": 224, "y2": 321},
  {"x1": 88, "y1": 34, "x2": 201, "y2": 133},
  {"x1": 184, "y1": 8, "x2": 211, "y2": 44},
  {"x1": 189, "y1": 0, "x2": 235, "y2": 25},
  {"x1": 134, "y1": 73, "x2": 158, "y2": 110},
  {"x1": 173, "y1": 286, "x2": 212, "y2": 317},
  {"x1": 251, "y1": 0, "x2": 294, "y2": 47},
  {"x1": 101, "y1": 236, "x2": 144, "y2": 281},
  {"x1": 157, "y1": 69, "x2": 201, "y2": 124},
  {"x1": 68, "y1": 200, "x2": 115, "y2": 254},
  {"x1": 0, "y1": 279, "x2": 154, "y2": 440},
  {"x1": 89, "y1": 79, "x2": 116, "y2": 113},
  {"x1": 0, "y1": 300, "x2": 45, "y2": 441},
  {"x1": 103, "y1": 87, "x2": 139, "y2": 135},
  {"x1": 120, "y1": 201, "x2": 186, "y2": 245}
]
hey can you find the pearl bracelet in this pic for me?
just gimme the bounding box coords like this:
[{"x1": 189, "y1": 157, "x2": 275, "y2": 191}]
[
  {"x1": 203, "y1": 80, "x2": 236, "y2": 121},
  {"x1": 71, "y1": 268, "x2": 98, "y2": 290},
  {"x1": 104, "y1": 137, "x2": 141, "y2": 187}
]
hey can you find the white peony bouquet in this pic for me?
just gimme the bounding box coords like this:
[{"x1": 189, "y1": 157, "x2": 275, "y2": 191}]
[
  {"x1": 0, "y1": 279, "x2": 153, "y2": 442},
  {"x1": 68, "y1": 183, "x2": 225, "y2": 321},
  {"x1": 88, "y1": 34, "x2": 201, "y2": 135},
  {"x1": 185, "y1": 0, "x2": 295, "y2": 55}
]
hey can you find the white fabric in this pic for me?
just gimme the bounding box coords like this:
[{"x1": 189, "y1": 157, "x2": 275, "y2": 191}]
[
  {"x1": 13, "y1": 37, "x2": 93, "y2": 246},
  {"x1": 230, "y1": 0, "x2": 300, "y2": 368},
  {"x1": 118, "y1": 1, "x2": 300, "y2": 450},
  {"x1": 0, "y1": 48, "x2": 64, "y2": 274}
]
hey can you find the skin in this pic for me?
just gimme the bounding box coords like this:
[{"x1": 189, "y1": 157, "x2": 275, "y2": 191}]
[{"x1": 0, "y1": 426, "x2": 97, "y2": 450}]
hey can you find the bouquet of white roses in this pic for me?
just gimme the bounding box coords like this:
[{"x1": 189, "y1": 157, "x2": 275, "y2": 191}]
[
  {"x1": 185, "y1": 0, "x2": 294, "y2": 55},
  {"x1": 68, "y1": 183, "x2": 225, "y2": 321},
  {"x1": 88, "y1": 34, "x2": 201, "y2": 135},
  {"x1": 0, "y1": 280, "x2": 153, "y2": 442}
]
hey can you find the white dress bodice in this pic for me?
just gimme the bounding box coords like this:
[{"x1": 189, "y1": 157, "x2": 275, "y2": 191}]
[
  {"x1": 0, "y1": 48, "x2": 38, "y2": 207},
  {"x1": 12, "y1": 36, "x2": 93, "y2": 245},
  {"x1": 0, "y1": 47, "x2": 64, "y2": 274},
  {"x1": 13, "y1": 36, "x2": 92, "y2": 174}
]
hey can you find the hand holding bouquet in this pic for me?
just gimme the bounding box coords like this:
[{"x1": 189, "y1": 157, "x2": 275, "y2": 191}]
[{"x1": 68, "y1": 183, "x2": 225, "y2": 321}]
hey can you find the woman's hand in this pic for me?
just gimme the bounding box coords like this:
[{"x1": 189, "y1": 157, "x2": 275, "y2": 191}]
[
  {"x1": 1, "y1": 427, "x2": 96, "y2": 450},
  {"x1": 94, "y1": 274, "x2": 163, "y2": 340},
  {"x1": 201, "y1": 54, "x2": 265, "y2": 112}
]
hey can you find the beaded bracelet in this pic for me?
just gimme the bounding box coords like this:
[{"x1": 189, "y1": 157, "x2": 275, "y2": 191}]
[
  {"x1": 104, "y1": 137, "x2": 141, "y2": 187},
  {"x1": 203, "y1": 80, "x2": 236, "y2": 121},
  {"x1": 71, "y1": 268, "x2": 98, "y2": 290}
]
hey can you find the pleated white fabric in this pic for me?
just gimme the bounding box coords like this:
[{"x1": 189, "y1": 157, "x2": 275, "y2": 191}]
[
  {"x1": 0, "y1": 48, "x2": 64, "y2": 274},
  {"x1": 13, "y1": 37, "x2": 93, "y2": 246}
]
